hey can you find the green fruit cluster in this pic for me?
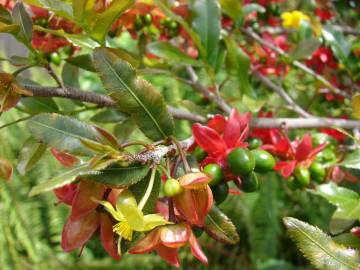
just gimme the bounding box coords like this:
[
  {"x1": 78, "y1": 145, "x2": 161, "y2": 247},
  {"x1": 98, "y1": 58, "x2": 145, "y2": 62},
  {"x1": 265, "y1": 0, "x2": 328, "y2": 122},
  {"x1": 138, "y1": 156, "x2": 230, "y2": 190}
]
[
  {"x1": 227, "y1": 147, "x2": 275, "y2": 193},
  {"x1": 199, "y1": 143, "x2": 276, "y2": 204}
]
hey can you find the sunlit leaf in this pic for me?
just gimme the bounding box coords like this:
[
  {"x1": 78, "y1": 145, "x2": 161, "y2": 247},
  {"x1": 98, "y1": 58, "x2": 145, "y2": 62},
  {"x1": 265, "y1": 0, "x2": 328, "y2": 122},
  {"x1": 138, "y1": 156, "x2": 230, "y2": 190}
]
[
  {"x1": 17, "y1": 138, "x2": 47, "y2": 175},
  {"x1": 93, "y1": 48, "x2": 174, "y2": 141},
  {"x1": 340, "y1": 149, "x2": 360, "y2": 170},
  {"x1": 312, "y1": 182, "x2": 360, "y2": 221},
  {"x1": 29, "y1": 164, "x2": 91, "y2": 196},
  {"x1": 284, "y1": 217, "x2": 360, "y2": 270},
  {"x1": 204, "y1": 206, "x2": 240, "y2": 244}
]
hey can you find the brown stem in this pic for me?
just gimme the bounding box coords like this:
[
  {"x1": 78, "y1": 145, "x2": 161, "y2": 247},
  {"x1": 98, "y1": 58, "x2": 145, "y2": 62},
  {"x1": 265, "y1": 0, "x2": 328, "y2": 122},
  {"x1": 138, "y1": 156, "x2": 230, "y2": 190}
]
[{"x1": 168, "y1": 198, "x2": 176, "y2": 222}]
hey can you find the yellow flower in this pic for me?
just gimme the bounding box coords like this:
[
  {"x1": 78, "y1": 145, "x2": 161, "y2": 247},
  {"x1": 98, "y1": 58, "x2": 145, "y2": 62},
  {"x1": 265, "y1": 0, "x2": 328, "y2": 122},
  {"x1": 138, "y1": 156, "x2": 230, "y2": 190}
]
[
  {"x1": 281, "y1": 10, "x2": 310, "y2": 29},
  {"x1": 95, "y1": 190, "x2": 169, "y2": 241}
]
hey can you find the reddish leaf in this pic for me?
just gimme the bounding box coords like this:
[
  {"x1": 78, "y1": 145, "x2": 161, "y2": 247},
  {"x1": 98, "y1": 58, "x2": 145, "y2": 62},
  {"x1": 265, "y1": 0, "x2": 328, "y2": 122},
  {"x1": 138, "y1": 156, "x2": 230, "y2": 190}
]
[
  {"x1": 70, "y1": 181, "x2": 105, "y2": 221},
  {"x1": 53, "y1": 183, "x2": 78, "y2": 205},
  {"x1": 192, "y1": 124, "x2": 227, "y2": 156},
  {"x1": 156, "y1": 245, "x2": 180, "y2": 268},
  {"x1": 100, "y1": 213, "x2": 121, "y2": 260},
  {"x1": 129, "y1": 228, "x2": 161, "y2": 254},
  {"x1": 51, "y1": 148, "x2": 79, "y2": 167},
  {"x1": 189, "y1": 231, "x2": 208, "y2": 264},
  {"x1": 61, "y1": 211, "x2": 100, "y2": 252}
]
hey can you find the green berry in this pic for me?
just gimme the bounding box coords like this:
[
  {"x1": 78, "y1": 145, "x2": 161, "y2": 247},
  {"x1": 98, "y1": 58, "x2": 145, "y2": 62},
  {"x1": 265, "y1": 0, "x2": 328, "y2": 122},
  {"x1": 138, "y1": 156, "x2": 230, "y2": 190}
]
[
  {"x1": 227, "y1": 148, "x2": 255, "y2": 176},
  {"x1": 164, "y1": 178, "x2": 183, "y2": 197},
  {"x1": 248, "y1": 138, "x2": 262, "y2": 150},
  {"x1": 203, "y1": 164, "x2": 223, "y2": 186},
  {"x1": 241, "y1": 172, "x2": 260, "y2": 192},
  {"x1": 212, "y1": 183, "x2": 229, "y2": 205},
  {"x1": 252, "y1": 149, "x2": 276, "y2": 173}
]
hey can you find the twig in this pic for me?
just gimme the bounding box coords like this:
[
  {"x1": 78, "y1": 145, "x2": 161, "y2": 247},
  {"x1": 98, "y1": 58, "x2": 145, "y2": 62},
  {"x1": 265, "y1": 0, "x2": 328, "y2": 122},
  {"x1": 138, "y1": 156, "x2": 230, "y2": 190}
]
[
  {"x1": 46, "y1": 64, "x2": 66, "y2": 90},
  {"x1": 252, "y1": 117, "x2": 360, "y2": 129},
  {"x1": 253, "y1": 70, "x2": 312, "y2": 118},
  {"x1": 186, "y1": 66, "x2": 231, "y2": 114},
  {"x1": 23, "y1": 84, "x2": 204, "y2": 123},
  {"x1": 241, "y1": 27, "x2": 351, "y2": 99}
]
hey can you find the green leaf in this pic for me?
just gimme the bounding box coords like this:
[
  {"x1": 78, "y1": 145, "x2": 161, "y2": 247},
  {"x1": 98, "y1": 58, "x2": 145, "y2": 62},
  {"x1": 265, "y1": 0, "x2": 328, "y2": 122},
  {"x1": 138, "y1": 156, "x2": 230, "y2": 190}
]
[
  {"x1": 130, "y1": 170, "x2": 161, "y2": 214},
  {"x1": 93, "y1": 48, "x2": 174, "y2": 141},
  {"x1": 34, "y1": 25, "x2": 98, "y2": 49},
  {"x1": 219, "y1": 0, "x2": 242, "y2": 21},
  {"x1": 191, "y1": 0, "x2": 221, "y2": 65},
  {"x1": 24, "y1": 0, "x2": 74, "y2": 21},
  {"x1": 29, "y1": 164, "x2": 91, "y2": 196},
  {"x1": 242, "y1": 95, "x2": 266, "y2": 113},
  {"x1": 0, "y1": 21, "x2": 19, "y2": 34},
  {"x1": 312, "y1": 182, "x2": 360, "y2": 221},
  {"x1": 290, "y1": 38, "x2": 321, "y2": 60},
  {"x1": 147, "y1": 42, "x2": 201, "y2": 66},
  {"x1": 340, "y1": 149, "x2": 360, "y2": 170},
  {"x1": 27, "y1": 113, "x2": 102, "y2": 156},
  {"x1": 283, "y1": 217, "x2": 360, "y2": 270},
  {"x1": 91, "y1": 109, "x2": 128, "y2": 123},
  {"x1": 20, "y1": 97, "x2": 59, "y2": 114},
  {"x1": 224, "y1": 36, "x2": 253, "y2": 96},
  {"x1": 90, "y1": 0, "x2": 135, "y2": 45},
  {"x1": 66, "y1": 54, "x2": 96, "y2": 72},
  {"x1": 17, "y1": 138, "x2": 47, "y2": 175},
  {"x1": 84, "y1": 164, "x2": 150, "y2": 188},
  {"x1": 204, "y1": 206, "x2": 240, "y2": 244},
  {"x1": 72, "y1": 0, "x2": 88, "y2": 23},
  {"x1": 114, "y1": 118, "x2": 136, "y2": 143},
  {"x1": 0, "y1": 4, "x2": 12, "y2": 24},
  {"x1": 11, "y1": 2, "x2": 32, "y2": 44},
  {"x1": 62, "y1": 62, "x2": 79, "y2": 88}
]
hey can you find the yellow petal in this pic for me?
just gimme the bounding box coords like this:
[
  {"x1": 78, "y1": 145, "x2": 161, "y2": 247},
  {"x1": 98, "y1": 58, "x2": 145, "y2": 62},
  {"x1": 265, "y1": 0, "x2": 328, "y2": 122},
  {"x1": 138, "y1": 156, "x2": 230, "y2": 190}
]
[
  {"x1": 142, "y1": 214, "x2": 170, "y2": 231},
  {"x1": 93, "y1": 198, "x2": 124, "y2": 221}
]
